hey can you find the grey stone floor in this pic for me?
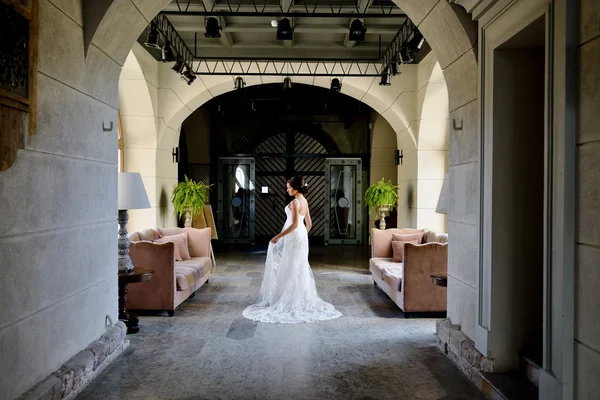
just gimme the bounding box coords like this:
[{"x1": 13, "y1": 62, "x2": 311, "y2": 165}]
[{"x1": 77, "y1": 245, "x2": 483, "y2": 400}]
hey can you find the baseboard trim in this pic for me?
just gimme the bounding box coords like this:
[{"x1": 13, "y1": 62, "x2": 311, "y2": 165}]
[
  {"x1": 18, "y1": 322, "x2": 128, "y2": 400},
  {"x1": 436, "y1": 318, "x2": 495, "y2": 390}
]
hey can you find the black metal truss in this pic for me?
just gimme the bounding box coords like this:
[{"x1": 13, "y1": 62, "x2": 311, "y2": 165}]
[
  {"x1": 165, "y1": 0, "x2": 406, "y2": 18},
  {"x1": 153, "y1": 14, "x2": 196, "y2": 70},
  {"x1": 380, "y1": 17, "x2": 418, "y2": 73},
  {"x1": 192, "y1": 58, "x2": 383, "y2": 76},
  {"x1": 149, "y1": 11, "x2": 424, "y2": 77}
]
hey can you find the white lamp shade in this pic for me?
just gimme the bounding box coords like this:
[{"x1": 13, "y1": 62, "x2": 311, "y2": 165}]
[
  {"x1": 118, "y1": 172, "x2": 151, "y2": 210},
  {"x1": 435, "y1": 173, "x2": 449, "y2": 214}
]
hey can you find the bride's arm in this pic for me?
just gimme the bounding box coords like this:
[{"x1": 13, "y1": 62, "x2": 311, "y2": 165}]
[
  {"x1": 305, "y1": 206, "x2": 312, "y2": 233},
  {"x1": 271, "y1": 200, "x2": 299, "y2": 243}
]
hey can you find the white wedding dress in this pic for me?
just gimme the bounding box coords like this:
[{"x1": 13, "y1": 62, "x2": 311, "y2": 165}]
[{"x1": 243, "y1": 199, "x2": 342, "y2": 324}]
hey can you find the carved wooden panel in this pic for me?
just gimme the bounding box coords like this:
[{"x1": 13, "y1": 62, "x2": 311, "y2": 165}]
[{"x1": 0, "y1": 0, "x2": 38, "y2": 171}]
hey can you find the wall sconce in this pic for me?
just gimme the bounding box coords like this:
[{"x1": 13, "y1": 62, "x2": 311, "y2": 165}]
[
  {"x1": 172, "y1": 147, "x2": 179, "y2": 163},
  {"x1": 394, "y1": 149, "x2": 403, "y2": 165}
]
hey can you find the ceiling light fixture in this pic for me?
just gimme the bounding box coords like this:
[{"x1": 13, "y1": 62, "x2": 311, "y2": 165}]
[
  {"x1": 144, "y1": 24, "x2": 161, "y2": 49},
  {"x1": 330, "y1": 78, "x2": 342, "y2": 92},
  {"x1": 277, "y1": 18, "x2": 294, "y2": 40},
  {"x1": 379, "y1": 71, "x2": 391, "y2": 86},
  {"x1": 181, "y1": 67, "x2": 196, "y2": 85},
  {"x1": 161, "y1": 44, "x2": 176, "y2": 62},
  {"x1": 349, "y1": 19, "x2": 366, "y2": 41},
  {"x1": 283, "y1": 76, "x2": 293, "y2": 89},
  {"x1": 271, "y1": 20, "x2": 278, "y2": 28},
  {"x1": 205, "y1": 17, "x2": 222, "y2": 38},
  {"x1": 234, "y1": 76, "x2": 246, "y2": 90}
]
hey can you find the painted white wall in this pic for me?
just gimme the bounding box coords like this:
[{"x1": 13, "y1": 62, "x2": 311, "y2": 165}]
[{"x1": 370, "y1": 113, "x2": 399, "y2": 228}]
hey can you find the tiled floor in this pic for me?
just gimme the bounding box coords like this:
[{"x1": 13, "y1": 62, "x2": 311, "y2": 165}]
[{"x1": 77, "y1": 246, "x2": 483, "y2": 400}]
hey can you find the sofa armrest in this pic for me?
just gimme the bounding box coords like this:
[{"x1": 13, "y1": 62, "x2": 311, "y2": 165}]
[
  {"x1": 184, "y1": 227, "x2": 211, "y2": 257},
  {"x1": 127, "y1": 241, "x2": 176, "y2": 310},
  {"x1": 401, "y1": 242, "x2": 448, "y2": 312}
]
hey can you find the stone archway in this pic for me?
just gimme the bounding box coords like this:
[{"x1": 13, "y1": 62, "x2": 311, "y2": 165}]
[
  {"x1": 90, "y1": 0, "x2": 478, "y2": 343},
  {"x1": 97, "y1": 0, "x2": 478, "y2": 338},
  {"x1": 0, "y1": 1, "x2": 479, "y2": 398}
]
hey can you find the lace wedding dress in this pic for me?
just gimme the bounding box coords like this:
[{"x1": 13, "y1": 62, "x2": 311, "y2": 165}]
[{"x1": 243, "y1": 199, "x2": 342, "y2": 324}]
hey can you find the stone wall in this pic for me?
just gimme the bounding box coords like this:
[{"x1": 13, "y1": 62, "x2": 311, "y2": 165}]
[
  {"x1": 575, "y1": 0, "x2": 600, "y2": 397},
  {"x1": 0, "y1": 1, "x2": 122, "y2": 398}
]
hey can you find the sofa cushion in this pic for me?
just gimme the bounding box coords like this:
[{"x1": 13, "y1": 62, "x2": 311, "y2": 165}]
[
  {"x1": 371, "y1": 228, "x2": 426, "y2": 258},
  {"x1": 128, "y1": 232, "x2": 141, "y2": 242},
  {"x1": 157, "y1": 232, "x2": 191, "y2": 260},
  {"x1": 175, "y1": 267, "x2": 196, "y2": 291},
  {"x1": 154, "y1": 233, "x2": 185, "y2": 260},
  {"x1": 424, "y1": 230, "x2": 448, "y2": 244},
  {"x1": 159, "y1": 227, "x2": 183, "y2": 237},
  {"x1": 382, "y1": 265, "x2": 404, "y2": 291},
  {"x1": 177, "y1": 257, "x2": 211, "y2": 278},
  {"x1": 392, "y1": 239, "x2": 420, "y2": 263},
  {"x1": 392, "y1": 232, "x2": 425, "y2": 245},
  {"x1": 138, "y1": 228, "x2": 162, "y2": 241},
  {"x1": 369, "y1": 258, "x2": 397, "y2": 280},
  {"x1": 184, "y1": 227, "x2": 211, "y2": 257}
]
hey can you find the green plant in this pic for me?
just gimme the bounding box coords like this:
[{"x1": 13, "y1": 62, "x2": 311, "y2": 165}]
[
  {"x1": 364, "y1": 178, "x2": 399, "y2": 210},
  {"x1": 171, "y1": 175, "x2": 211, "y2": 219}
]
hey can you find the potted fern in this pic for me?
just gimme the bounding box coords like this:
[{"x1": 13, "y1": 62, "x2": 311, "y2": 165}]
[
  {"x1": 364, "y1": 178, "x2": 399, "y2": 230},
  {"x1": 171, "y1": 175, "x2": 211, "y2": 227}
]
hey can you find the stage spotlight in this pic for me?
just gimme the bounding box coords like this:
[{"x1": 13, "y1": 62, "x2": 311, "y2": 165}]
[
  {"x1": 205, "y1": 17, "x2": 222, "y2": 38},
  {"x1": 398, "y1": 47, "x2": 413, "y2": 64},
  {"x1": 234, "y1": 76, "x2": 245, "y2": 90},
  {"x1": 283, "y1": 76, "x2": 293, "y2": 89},
  {"x1": 181, "y1": 67, "x2": 196, "y2": 85},
  {"x1": 144, "y1": 24, "x2": 161, "y2": 49},
  {"x1": 172, "y1": 59, "x2": 185, "y2": 74},
  {"x1": 379, "y1": 71, "x2": 391, "y2": 86},
  {"x1": 330, "y1": 78, "x2": 342, "y2": 92},
  {"x1": 161, "y1": 44, "x2": 176, "y2": 62},
  {"x1": 349, "y1": 19, "x2": 366, "y2": 41},
  {"x1": 390, "y1": 62, "x2": 401, "y2": 76},
  {"x1": 407, "y1": 30, "x2": 425, "y2": 52},
  {"x1": 277, "y1": 18, "x2": 294, "y2": 40}
]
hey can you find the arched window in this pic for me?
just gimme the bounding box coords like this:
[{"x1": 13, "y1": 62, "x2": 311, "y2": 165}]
[{"x1": 117, "y1": 111, "x2": 124, "y2": 172}]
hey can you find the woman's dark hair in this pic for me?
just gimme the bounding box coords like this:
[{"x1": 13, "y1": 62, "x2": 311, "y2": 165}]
[{"x1": 287, "y1": 176, "x2": 308, "y2": 194}]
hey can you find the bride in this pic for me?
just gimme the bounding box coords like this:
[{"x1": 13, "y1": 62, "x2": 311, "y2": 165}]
[{"x1": 242, "y1": 176, "x2": 342, "y2": 324}]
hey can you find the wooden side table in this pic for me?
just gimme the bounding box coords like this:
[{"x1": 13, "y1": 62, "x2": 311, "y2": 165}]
[
  {"x1": 430, "y1": 272, "x2": 448, "y2": 287},
  {"x1": 118, "y1": 268, "x2": 154, "y2": 334}
]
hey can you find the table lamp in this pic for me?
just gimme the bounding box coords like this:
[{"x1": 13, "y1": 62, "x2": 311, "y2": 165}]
[{"x1": 118, "y1": 172, "x2": 151, "y2": 273}]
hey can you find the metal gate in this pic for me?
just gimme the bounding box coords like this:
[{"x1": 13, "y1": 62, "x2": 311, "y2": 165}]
[
  {"x1": 254, "y1": 132, "x2": 330, "y2": 242},
  {"x1": 324, "y1": 158, "x2": 363, "y2": 245}
]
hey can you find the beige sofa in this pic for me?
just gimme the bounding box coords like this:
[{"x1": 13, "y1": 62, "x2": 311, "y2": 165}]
[
  {"x1": 127, "y1": 227, "x2": 212, "y2": 316},
  {"x1": 370, "y1": 228, "x2": 448, "y2": 315}
]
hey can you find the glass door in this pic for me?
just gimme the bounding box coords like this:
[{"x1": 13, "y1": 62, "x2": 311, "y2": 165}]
[
  {"x1": 324, "y1": 158, "x2": 363, "y2": 244},
  {"x1": 218, "y1": 158, "x2": 255, "y2": 244}
]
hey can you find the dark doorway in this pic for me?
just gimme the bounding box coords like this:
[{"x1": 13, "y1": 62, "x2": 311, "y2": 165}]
[
  {"x1": 491, "y1": 15, "x2": 546, "y2": 370},
  {"x1": 201, "y1": 83, "x2": 372, "y2": 245}
]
